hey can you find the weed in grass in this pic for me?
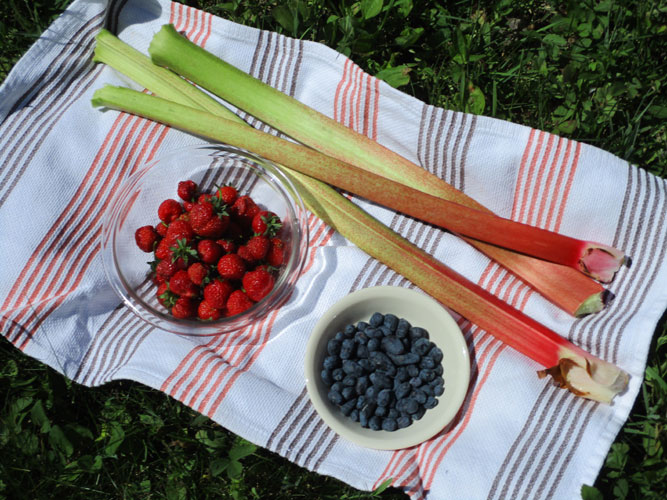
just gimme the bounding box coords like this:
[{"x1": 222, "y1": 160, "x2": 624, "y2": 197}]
[{"x1": 0, "y1": 1, "x2": 665, "y2": 499}]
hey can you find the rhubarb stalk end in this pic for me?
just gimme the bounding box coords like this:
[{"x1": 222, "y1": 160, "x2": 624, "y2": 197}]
[{"x1": 578, "y1": 244, "x2": 627, "y2": 283}]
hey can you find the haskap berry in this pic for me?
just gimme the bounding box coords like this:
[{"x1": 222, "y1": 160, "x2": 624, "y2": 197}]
[{"x1": 134, "y1": 180, "x2": 285, "y2": 321}]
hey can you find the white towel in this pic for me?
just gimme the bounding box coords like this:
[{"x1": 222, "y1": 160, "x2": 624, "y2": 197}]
[{"x1": 1, "y1": 1, "x2": 665, "y2": 498}]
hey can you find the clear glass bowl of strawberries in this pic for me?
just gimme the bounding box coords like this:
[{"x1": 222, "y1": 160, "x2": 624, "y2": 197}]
[{"x1": 101, "y1": 144, "x2": 309, "y2": 336}]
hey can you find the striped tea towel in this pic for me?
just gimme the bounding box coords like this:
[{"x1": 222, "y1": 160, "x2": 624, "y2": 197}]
[{"x1": 1, "y1": 1, "x2": 665, "y2": 498}]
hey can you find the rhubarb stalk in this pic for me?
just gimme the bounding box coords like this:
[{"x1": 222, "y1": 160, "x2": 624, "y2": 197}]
[
  {"x1": 92, "y1": 86, "x2": 626, "y2": 279},
  {"x1": 90, "y1": 38, "x2": 629, "y2": 402},
  {"x1": 147, "y1": 23, "x2": 621, "y2": 313}
]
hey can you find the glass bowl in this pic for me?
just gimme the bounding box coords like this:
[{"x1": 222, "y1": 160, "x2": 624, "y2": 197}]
[
  {"x1": 304, "y1": 286, "x2": 471, "y2": 450},
  {"x1": 101, "y1": 144, "x2": 309, "y2": 336}
]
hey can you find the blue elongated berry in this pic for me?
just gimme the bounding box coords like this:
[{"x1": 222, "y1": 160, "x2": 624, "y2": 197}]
[
  {"x1": 434, "y1": 364, "x2": 444, "y2": 376},
  {"x1": 412, "y1": 407, "x2": 426, "y2": 421},
  {"x1": 409, "y1": 326, "x2": 428, "y2": 340},
  {"x1": 328, "y1": 389, "x2": 343, "y2": 405},
  {"x1": 356, "y1": 344, "x2": 369, "y2": 359},
  {"x1": 349, "y1": 409, "x2": 359, "y2": 422},
  {"x1": 358, "y1": 359, "x2": 373, "y2": 373},
  {"x1": 405, "y1": 398, "x2": 420, "y2": 414},
  {"x1": 383, "y1": 314, "x2": 398, "y2": 332},
  {"x1": 364, "y1": 326, "x2": 383, "y2": 339},
  {"x1": 342, "y1": 386, "x2": 356, "y2": 401},
  {"x1": 376, "y1": 388, "x2": 393, "y2": 407},
  {"x1": 340, "y1": 338, "x2": 355, "y2": 359},
  {"x1": 343, "y1": 360, "x2": 363, "y2": 377},
  {"x1": 381, "y1": 335, "x2": 404, "y2": 355},
  {"x1": 321, "y1": 369, "x2": 333, "y2": 386},
  {"x1": 430, "y1": 376, "x2": 444, "y2": 387},
  {"x1": 327, "y1": 338, "x2": 342, "y2": 356},
  {"x1": 409, "y1": 376, "x2": 422, "y2": 388},
  {"x1": 367, "y1": 338, "x2": 380, "y2": 351},
  {"x1": 360, "y1": 404, "x2": 377, "y2": 421},
  {"x1": 382, "y1": 418, "x2": 398, "y2": 432},
  {"x1": 394, "y1": 381, "x2": 411, "y2": 400},
  {"x1": 331, "y1": 382, "x2": 343, "y2": 393},
  {"x1": 407, "y1": 364, "x2": 419, "y2": 377},
  {"x1": 388, "y1": 408, "x2": 399, "y2": 419},
  {"x1": 323, "y1": 355, "x2": 339, "y2": 371},
  {"x1": 421, "y1": 383, "x2": 434, "y2": 396},
  {"x1": 332, "y1": 368, "x2": 344, "y2": 381},
  {"x1": 424, "y1": 396, "x2": 438, "y2": 409},
  {"x1": 369, "y1": 416, "x2": 382, "y2": 431},
  {"x1": 388, "y1": 352, "x2": 420, "y2": 366},
  {"x1": 365, "y1": 385, "x2": 379, "y2": 401},
  {"x1": 375, "y1": 405, "x2": 388, "y2": 417},
  {"x1": 342, "y1": 375, "x2": 356, "y2": 387},
  {"x1": 419, "y1": 369, "x2": 436, "y2": 383},
  {"x1": 369, "y1": 312, "x2": 384, "y2": 327},
  {"x1": 369, "y1": 351, "x2": 394, "y2": 371},
  {"x1": 411, "y1": 389, "x2": 427, "y2": 405},
  {"x1": 356, "y1": 321, "x2": 369, "y2": 331},
  {"x1": 340, "y1": 399, "x2": 356, "y2": 416},
  {"x1": 396, "y1": 366, "x2": 409, "y2": 382},
  {"x1": 356, "y1": 395, "x2": 367, "y2": 410},
  {"x1": 427, "y1": 345, "x2": 444, "y2": 363},
  {"x1": 354, "y1": 331, "x2": 369, "y2": 344},
  {"x1": 396, "y1": 318, "x2": 411, "y2": 338},
  {"x1": 370, "y1": 371, "x2": 392, "y2": 390},
  {"x1": 420, "y1": 356, "x2": 436, "y2": 370},
  {"x1": 356, "y1": 376, "x2": 369, "y2": 396},
  {"x1": 433, "y1": 384, "x2": 445, "y2": 397},
  {"x1": 412, "y1": 337, "x2": 433, "y2": 356},
  {"x1": 344, "y1": 324, "x2": 356, "y2": 337},
  {"x1": 397, "y1": 415, "x2": 412, "y2": 429},
  {"x1": 334, "y1": 331, "x2": 345, "y2": 342}
]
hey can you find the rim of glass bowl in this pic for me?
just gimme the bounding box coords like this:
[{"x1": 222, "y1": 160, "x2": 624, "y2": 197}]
[{"x1": 100, "y1": 144, "x2": 309, "y2": 336}]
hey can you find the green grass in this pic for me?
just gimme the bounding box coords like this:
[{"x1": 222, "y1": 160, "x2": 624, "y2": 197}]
[{"x1": 1, "y1": 0, "x2": 666, "y2": 499}]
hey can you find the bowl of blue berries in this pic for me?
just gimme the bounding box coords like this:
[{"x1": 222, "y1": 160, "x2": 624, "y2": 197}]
[{"x1": 304, "y1": 286, "x2": 471, "y2": 450}]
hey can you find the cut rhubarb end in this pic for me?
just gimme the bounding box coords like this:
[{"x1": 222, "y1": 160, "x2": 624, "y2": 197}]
[
  {"x1": 573, "y1": 290, "x2": 614, "y2": 317},
  {"x1": 578, "y1": 244, "x2": 628, "y2": 283},
  {"x1": 538, "y1": 355, "x2": 629, "y2": 404}
]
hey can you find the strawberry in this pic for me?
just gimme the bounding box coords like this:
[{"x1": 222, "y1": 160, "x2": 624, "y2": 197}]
[
  {"x1": 135, "y1": 225, "x2": 158, "y2": 252},
  {"x1": 231, "y1": 195, "x2": 260, "y2": 227},
  {"x1": 251, "y1": 211, "x2": 282, "y2": 237},
  {"x1": 216, "y1": 185, "x2": 238, "y2": 205},
  {"x1": 183, "y1": 200, "x2": 195, "y2": 212},
  {"x1": 267, "y1": 237, "x2": 286, "y2": 267},
  {"x1": 158, "y1": 199, "x2": 183, "y2": 223},
  {"x1": 190, "y1": 201, "x2": 229, "y2": 238},
  {"x1": 217, "y1": 253, "x2": 246, "y2": 280},
  {"x1": 155, "y1": 258, "x2": 178, "y2": 278},
  {"x1": 197, "y1": 193, "x2": 213, "y2": 203},
  {"x1": 187, "y1": 262, "x2": 209, "y2": 286},
  {"x1": 242, "y1": 268, "x2": 275, "y2": 302},
  {"x1": 198, "y1": 300, "x2": 222, "y2": 321},
  {"x1": 177, "y1": 180, "x2": 197, "y2": 201},
  {"x1": 157, "y1": 282, "x2": 177, "y2": 308},
  {"x1": 155, "y1": 221, "x2": 168, "y2": 237},
  {"x1": 171, "y1": 297, "x2": 197, "y2": 319},
  {"x1": 165, "y1": 219, "x2": 194, "y2": 245},
  {"x1": 203, "y1": 279, "x2": 234, "y2": 309},
  {"x1": 170, "y1": 238, "x2": 199, "y2": 266},
  {"x1": 169, "y1": 270, "x2": 199, "y2": 298},
  {"x1": 226, "y1": 290, "x2": 254, "y2": 316},
  {"x1": 155, "y1": 238, "x2": 173, "y2": 261},
  {"x1": 197, "y1": 239, "x2": 223, "y2": 265},
  {"x1": 216, "y1": 239, "x2": 237, "y2": 254},
  {"x1": 245, "y1": 235, "x2": 270, "y2": 261}
]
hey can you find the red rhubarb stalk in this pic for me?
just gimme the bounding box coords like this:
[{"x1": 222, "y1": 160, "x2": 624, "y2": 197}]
[{"x1": 91, "y1": 86, "x2": 626, "y2": 281}]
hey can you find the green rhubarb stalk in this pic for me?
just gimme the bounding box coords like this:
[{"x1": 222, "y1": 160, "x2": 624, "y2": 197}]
[
  {"x1": 147, "y1": 23, "x2": 616, "y2": 315},
  {"x1": 90, "y1": 43, "x2": 629, "y2": 402},
  {"x1": 91, "y1": 85, "x2": 627, "y2": 281}
]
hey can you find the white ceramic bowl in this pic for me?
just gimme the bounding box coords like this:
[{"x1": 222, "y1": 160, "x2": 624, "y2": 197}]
[{"x1": 304, "y1": 286, "x2": 470, "y2": 450}]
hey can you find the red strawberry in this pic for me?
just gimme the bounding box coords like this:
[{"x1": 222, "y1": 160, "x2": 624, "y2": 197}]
[
  {"x1": 203, "y1": 279, "x2": 234, "y2": 309},
  {"x1": 251, "y1": 211, "x2": 282, "y2": 237},
  {"x1": 135, "y1": 225, "x2": 158, "y2": 252},
  {"x1": 217, "y1": 253, "x2": 246, "y2": 280},
  {"x1": 187, "y1": 262, "x2": 209, "y2": 286},
  {"x1": 267, "y1": 237, "x2": 286, "y2": 267},
  {"x1": 216, "y1": 185, "x2": 238, "y2": 205},
  {"x1": 242, "y1": 268, "x2": 275, "y2": 302},
  {"x1": 245, "y1": 235, "x2": 270, "y2": 261},
  {"x1": 154, "y1": 238, "x2": 173, "y2": 260},
  {"x1": 226, "y1": 290, "x2": 254, "y2": 316},
  {"x1": 197, "y1": 239, "x2": 223, "y2": 265},
  {"x1": 169, "y1": 239, "x2": 199, "y2": 266},
  {"x1": 237, "y1": 244, "x2": 254, "y2": 263},
  {"x1": 165, "y1": 219, "x2": 194, "y2": 245},
  {"x1": 231, "y1": 195, "x2": 260, "y2": 227},
  {"x1": 216, "y1": 239, "x2": 237, "y2": 254},
  {"x1": 183, "y1": 200, "x2": 195, "y2": 212},
  {"x1": 190, "y1": 201, "x2": 229, "y2": 238},
  {"x1": 158, "y1": 199, "x2": 183, "y2": 223},
  {"x1": 177, "y1": 180, "x2": 197, "y2": 201},
  {"x1": 157, "y1": 282, "x2": 177, "y2": 308},
  {"x1": 171, "y1": 297, "x2": 197, "y2": 319},
  {"x1": 155, "y1": 259, "x2": 177, "y2": 278},
  {"x1": 198, "y1": 300, "x2": 222, "y2": 321},
  {"x1": 155, "y1": 221, "x2": 168, "y2": 237},
  {"x1": 197, "y1": 193, "x2": 213, "y2": 203},
  {"x1": 169, "y1": 270, "x2": 199, "y2": 298}
]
